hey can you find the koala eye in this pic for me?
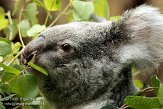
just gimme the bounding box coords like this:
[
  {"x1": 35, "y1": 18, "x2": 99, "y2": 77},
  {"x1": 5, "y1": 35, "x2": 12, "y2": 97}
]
[{"x1": 61, "y1": 43, "x2": 71, "y2": 52}]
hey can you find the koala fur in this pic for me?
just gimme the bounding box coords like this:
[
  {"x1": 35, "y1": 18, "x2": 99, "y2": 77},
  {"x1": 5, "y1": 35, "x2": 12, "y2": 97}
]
[{"x1": 21, "y1": 5, "x2": 163, "y2": 109}]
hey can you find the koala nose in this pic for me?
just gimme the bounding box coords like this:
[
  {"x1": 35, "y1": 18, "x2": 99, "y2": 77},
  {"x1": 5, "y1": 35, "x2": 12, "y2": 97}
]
[{"x1": 21, "y1": 35, "x2": 46, "y2": 65}]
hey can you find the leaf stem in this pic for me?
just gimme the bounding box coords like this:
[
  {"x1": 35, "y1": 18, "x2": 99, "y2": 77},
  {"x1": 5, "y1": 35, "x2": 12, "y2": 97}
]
[
  {"x1": 119, "y1": 105, "x2": 128, "y2": 109},
  {"x1": 6, "y1": 11, "x2": 13, "y2": 40},
  {"x1": 48, "y1": 2, "x2": 72, "y2": 27},
  {"x1": 18, "y1": 4, "x2": 24, "y2": 22},
  {"x1": 7, "y1": 49, "x2": 23, "y2": 66},
  {"x1": 6, "y1": 73, "x2": 21, "y2": 83},
  {"x1": 6, "y1": 11, "x2": 13, "y2": 24},
  {"x1": 44, "y1": 11, "x2": 50, "y2": 26},
  {"x1": 7, "y1": 24, "x2": 26, "y2": 65},
  {"x1": 17, "y1": 25, "x2": 25, "y2": 48},
  {"x1": 44, "y1": 0, "x2": 56, "y2": 25}
]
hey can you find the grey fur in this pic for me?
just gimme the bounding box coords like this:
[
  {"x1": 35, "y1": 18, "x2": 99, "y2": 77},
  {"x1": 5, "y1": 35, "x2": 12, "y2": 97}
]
[{"x1": 21, "y1": 5, "x2": 163, "y2": 109}]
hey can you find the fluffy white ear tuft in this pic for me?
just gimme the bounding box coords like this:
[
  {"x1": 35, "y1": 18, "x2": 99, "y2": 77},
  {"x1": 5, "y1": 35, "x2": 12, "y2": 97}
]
[{"x1": 118, "y1": 5, "x2": 163, "y2": 67}]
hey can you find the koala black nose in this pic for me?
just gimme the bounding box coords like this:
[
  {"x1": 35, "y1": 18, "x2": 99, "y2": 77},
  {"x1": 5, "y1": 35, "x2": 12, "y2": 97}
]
[{"x1": 21, "y1": 35, "x2": 46, "y2": 65}]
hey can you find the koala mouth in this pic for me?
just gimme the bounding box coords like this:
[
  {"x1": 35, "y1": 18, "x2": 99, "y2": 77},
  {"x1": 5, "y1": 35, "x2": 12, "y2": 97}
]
[{"x1": 27, "y1": 51, "x2": 37, "y2": 63}]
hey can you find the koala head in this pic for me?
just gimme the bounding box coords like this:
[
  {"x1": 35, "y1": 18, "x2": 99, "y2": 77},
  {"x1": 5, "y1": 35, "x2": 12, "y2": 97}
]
[{"x1": 21, "y1": 5, "x2": 163, "y2": 109}]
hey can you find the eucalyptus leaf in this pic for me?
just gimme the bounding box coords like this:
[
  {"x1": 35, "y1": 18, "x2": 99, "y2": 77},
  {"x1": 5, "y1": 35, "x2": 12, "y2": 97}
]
[
  {"x1": 27, "y1": 24, "x2": 46, "y2": 37},
  {"x1": 93, "y1": 0, "x2": 109, "y2": 19},
  {"x1": 0, "y1": 83, "x2": 11, "y2": 95},
  {"x1": 0, "y1": 19, "x2": 9, "y2": 30},
  {"x1": 12, "y1": 42, "x2": 21, "y2": 54},
  {"x1": 0, "y1": 37, "x2": 11, "y2": 45},
  {"x1": 0, "y1": 7, "x2": 5, "y2": 19},
  {"x1": 124, "y1": 96, "x2": 161, "y2": 109},
  {"x1": 134, "y1": 79, "x2": 144, "y2": 89},
  {"x1": 17, "y1": 74, "x2": 38, "y2": 98},
  {"x1": 28, "y1": 62, "x2": 48, "y2": 76},
  {"x1": 0, "y1": 7, "x2": 8, "y2": 30},
  {"x1": 12, "y1": 0, "x2": 20, "y2": 15},
  {"x1": 109, "y1": 16, "x2": 121, "y2": 21},
  {"x1": 44, "y1": 0, "x2": 62, "y2": 11},
  {"x1": 10, "y1": 64, "x2": 24, "y2": 71},
  {"x1": 0, "y1": 63, "x2": 21, "y2": 75},
  {"x1": 0, "y1": 56, "x2": 3, "y2": 62},
  {"x1": 24, "y1": 3, "x2": 38, "y2": 20},
  {"x1": 0, "y1": 41, "x2": 12, "y2": 56},
  {"x1": 0, "y1": 102, "x2": 5, "y2": 109},
  {"x1": 19, "y1": 20, "x2": 30, "y2": 37},
  {"x1": 32, "y1": 0, "x2": 46, "y2": 9},
  {"x1": 3, "y1": 20, "x2": 18, "y2": 40},
  {"x1": 1, "y1": 73, "x2": 19, "y2": 94},
  {"x1": 73, "y1": 1, "x2": 94, "y2": 21},
  {"x1": 31, "y1": 17, "x2": 38, "y2": 25},
  {"x1": 151, "y1": 75, "x2": 161, "y2": 95},
  {"x1": 158, "y1": 85, "x2": 163, "y2": 105}
]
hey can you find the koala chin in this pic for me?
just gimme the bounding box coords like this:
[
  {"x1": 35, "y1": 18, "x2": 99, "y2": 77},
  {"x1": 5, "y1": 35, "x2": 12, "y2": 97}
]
[{"x1": 21, "y1": 5, "x2": 163, "y2": 109}]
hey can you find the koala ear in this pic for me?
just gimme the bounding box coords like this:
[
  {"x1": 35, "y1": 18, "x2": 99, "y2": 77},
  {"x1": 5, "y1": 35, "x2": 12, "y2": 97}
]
[
  {"x1": 117, "y1": 5, "x2": 163, "y2": 66},
  {"x1": 122, "y1": 5, "x2": 163, "y2": 40}
]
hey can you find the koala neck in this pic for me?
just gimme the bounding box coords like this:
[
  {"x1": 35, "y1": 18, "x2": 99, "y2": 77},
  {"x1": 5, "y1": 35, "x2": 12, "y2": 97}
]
[
  {"x1": 39, "y1": 61, "x2": 136, "y2": 109},
  {"x1": 70, "y1": 100, "x2": 108, "y2": 109},
  {"x1": 51, "y1": 95, "x2": 112, "y2": 109}
]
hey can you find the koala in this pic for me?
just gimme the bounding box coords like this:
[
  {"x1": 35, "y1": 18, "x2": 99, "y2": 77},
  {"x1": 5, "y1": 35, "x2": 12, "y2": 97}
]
[{"x1": 21, "y1": 5, "x2": 163, "y2": 109}]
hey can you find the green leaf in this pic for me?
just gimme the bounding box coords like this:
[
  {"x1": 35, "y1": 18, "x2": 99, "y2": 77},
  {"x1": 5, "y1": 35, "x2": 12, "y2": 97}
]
[
  {"x1": 32, "y1": 0, "x2": 46, "y2": 9},
  {"x1": 0, "y1": 83, "x2": 10, "y2": 95},
  {"x1": 0, "y1": 102, "x2": 5, "y2": 109},
  {"x1": 17, "y1": 74, "x2": 38, "y2": 97},
  {"x1": 43, "y1": 0, "x2": 62, "y2": 11},
  {"x1": 124, "y1": 96, "x2": 161, "y2": 109},
  {"x1": 151, "y1": 75, "x2": 161, "y2": 95},
  {"x1": 27, "y1": 24, "x2": 46, "y2": 37},
  {"x1": 0, "y1": 7, "x2": 5, "y2": 19},
  {"x1": 19, "y1": 20, "x2": 30, "y2": 37},
  {"x1": 1, "y1": 73, "x2": 19, "y2": 94},
  {"x1": 0, "y1": 63, "x2": 21, "y2": 75},
  {"x1": 2, "y1": 55, "x2": 17, "y2": 65},
  {"x1": 0, "y1": 67, "x2": 4, "y2": 72},
  {"x1": 12, "y1": 0, "x2": 20, "y2": 15},
  {"x1": 10, "y1": 64, "x2": 24, "y2": 71},
  {"x1": 24, "y1": 3, "x2": 38, "y2": 20},
  {"x1": 0, "y1": 7, "x2": 8, "y2": 30},
  {"x1": 109, "y1": 16, "x2": 121, "y2": 21},
  {"x1": 93, "y1": 0, "x2": 109, "y2": 19},
  {"x1": 12, "y1": 44, "x2": 21, "y2": 54},
  {"x1": 0, "y1": 37, "x2": 11, "y2": 45},
  {"x1": 28, "y1": 62, "x2": 48, "y2": 76},
  {"x1": 12, "y1": 42, "x2": 21, "y2": 54},
  {"x1": 31, "y1": 17, "x2": 38, "y2": 25},
  {"x1": 134, "y1": 79, "x2": 144, "y2": 89},
  {"x1": 3, "y1": 20, "x2": 18, "y2": 40},
  {"x1": 0, "y1": 56, "x2": 3, "y2": 62},
  {"x1": 158, "y1": 84, "x2": 163, "y2": 105},
  {"x1": 4, "y1": 65, "x2": 21, "y2": 75},
  {"x1": 0, "y1": 19, "x2": 9, "y2": 30},
  {"x1": 73, "y1": 1, "x2": 94, "y2": 21},
  {"x1": 0, "y1": 41, "x2": 12, "y2": 56}
]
